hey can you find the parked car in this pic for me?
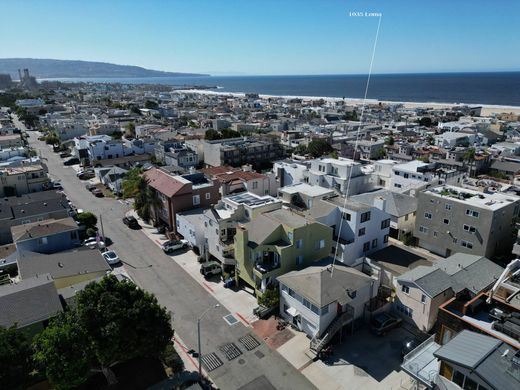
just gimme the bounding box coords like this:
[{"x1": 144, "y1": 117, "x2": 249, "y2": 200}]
[
  {"x1": 52, "y1": 181, "x2": 63, "y2": 190},
  {"x1": 162, "y1": 239, "x2": 189, "y2": 253},
  {"x1": 122, "y1": 216, "x2": 139, "y2": 229},
  {"x1": 401, "y1": 338, "x2": 420, "y2": 358},
  {"x1": 78, "y1": 172, "x2": 95, "y2": 180},
  {"x1": 102, "y1": 250, "x2": 121, "y2": 266},
  {"x1": 200, "y1": 261, "x2": 222, "y2": 278},
  {"x1": 371, "y1": 313, "x2": 402, "y2": 335},
  {"x1": 63, "y1": 157, "x2": 79, "y2": 165},
  {"x1": 59, "y1": 152, "x2": 72, "y2": 158},
  {"x1": 85, "y1": 183, "x2": 96, "y2": 191},
  {"x1": 91, "y1": 189, "x2": 104, "y2": 197},
  {"x1": 84, "y1": 239, "x2": 105, "y2": 250}
]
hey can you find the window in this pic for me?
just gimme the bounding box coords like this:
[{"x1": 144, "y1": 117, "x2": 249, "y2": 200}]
[
  {"x1": 296, "y1": 255, "x2": 303, "y2": 266},
  {"x1": 463, "y1": 224, "x2": 476, "y2": 233},
  {"x1": 302, "y1": 298, "x2": 311, "y2": 309},
  {"x1": 443, "y1": 218, "x2": 450, "y2": 225},
  {"x1": 445, "y1": 204, "x2": 452, "y2": 210},
  {"x1": 341, "y1": 212, "x2": 351, "y2": 221},
  {"x1": 316, "y1": 239, "x2": 325, "y2": 249},
  {"x1": 287, "y1": 231, "x2": 293, "y2": 242},
  {"x1": 358, "y1": 227, "x2": 366, "y2": 236},
  {"x1": 424, "y1": 212, "x2": 432, "y2": 219},
  {"x1": 394, "y1": 183, "x2": 402, "y2": 188},
  {"x1": 404, "y1": 173, "x2": 409, "y2": 179},
  {"x1": 363, "y1": 242, "x2": 370, "y2": 252},
  {"x1": 360, "y1": 211, "x2": 371, "y2": 223},
  {"x1": 349, "y1": 290, "x2": 357, "y2": 299},
  {"x1": 252, "y1": 181, "x2": 258, "y2": 189},
  {"x1": 401, "y1": 285, "x2": 410, "y2": 294},
  {"x1": 193, "y1": 194, "x2": 200, "y2": 205},
  {"x1": 461, "y1": 240, "x2": 473, "y2": 249},
  {"x1": 205, "y1": 192, "x2": 211, "y2": 200},
  {"x1": 421, "y1": 294, "x2": 426, "y2": 304},
  {"x1": 463, "y1": 377, "x2": 479, "y2": 390},
  {"x1": 466, "y1": 209, "x2": 480, "y2": 218},
  {"x1": 381, "y1": 218, "x2": 391, "y2": 229},
  {"x1": 321, "y1": 305, "x2": 329, "y2": 315},
  {"x1": 70, "y1": 231, "x2": 78, "y2": 240},
  {"x1": 433, "y1": 231, "x2": 438, "y2": 237},
  {"x1": 372, "y1": 238, "x2": 378, "y2": 248},
  {"x1": 37, "y1": 237, "x2": 48, "y2": 245},
  {"x1": 310, "y1": 305, "x2": 319, "y2": 315},
  {"x1": 419, "y1": 225, "x2": 429, "y2": 234},
  {"x1": 452, "y1": 371, "x2": 465, "y2": 387},
  {"x1": 296, "y1": 239, "x2": 303, "y2": 249},
  {"x1": 384, "y1": 234, "x2": 389, "y2": 243}
]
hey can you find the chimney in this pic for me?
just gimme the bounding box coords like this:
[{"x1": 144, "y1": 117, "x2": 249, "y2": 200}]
[{"x1": 373, "y1": 196, "x2": 386, "y2": 211}]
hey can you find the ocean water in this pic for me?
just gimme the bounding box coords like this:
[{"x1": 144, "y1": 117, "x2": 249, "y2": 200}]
[{"x1": 45, "y1": 72, "x2": 520, "y2": 107}]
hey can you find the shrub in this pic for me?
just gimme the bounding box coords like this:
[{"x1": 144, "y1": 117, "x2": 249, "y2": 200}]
[{"x1": 161, "y1": 341, "x2": 184, "y2": 374}]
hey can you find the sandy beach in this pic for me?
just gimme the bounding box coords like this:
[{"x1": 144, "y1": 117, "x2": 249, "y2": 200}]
[{"x1": 175, "y1": 89, "x2": 520, "y2": 116}]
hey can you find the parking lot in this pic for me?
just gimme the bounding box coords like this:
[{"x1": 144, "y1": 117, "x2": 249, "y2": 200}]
[{"x1": 278, "y1": 325, "x2": 416, "y2": 390}]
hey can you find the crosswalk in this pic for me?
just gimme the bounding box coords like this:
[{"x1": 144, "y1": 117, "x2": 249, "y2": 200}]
[
  {"x1": 239, "y1": 334, "x2": 261, "y2": 351},
  {"x1": 201, "y1": 352, "x2": 223, "y2": 372}
]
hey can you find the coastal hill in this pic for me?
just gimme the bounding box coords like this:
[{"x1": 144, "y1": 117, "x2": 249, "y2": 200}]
[{"x1": 0, "y1": 58, "x2": 208, "y2": 79}]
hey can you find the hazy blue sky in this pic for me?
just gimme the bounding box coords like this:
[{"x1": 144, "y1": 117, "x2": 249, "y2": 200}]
[{"x1": 1, "y1": 0, "x2": 519, "y2": 75}]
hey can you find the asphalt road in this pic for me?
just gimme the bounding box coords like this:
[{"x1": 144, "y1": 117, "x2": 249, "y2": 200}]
[{"x1": 23, "y1": 123, "x2": 315, "y2": 390}]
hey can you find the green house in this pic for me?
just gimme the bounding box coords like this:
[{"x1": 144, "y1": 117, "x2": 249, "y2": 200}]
[{"x1": 234, "y1": 208, "x2": 332, "y2": 296}]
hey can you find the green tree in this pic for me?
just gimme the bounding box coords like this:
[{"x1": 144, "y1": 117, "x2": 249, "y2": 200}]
[
  {"x1": 204, "y1": 129, "x2": 222, "y2": 140},
  {"x1": 0, "y1": 326, "x2": 34, "y2": 390},
  {"x1": 76, "y1": 211, "x2": 98, "y2": 229},
  {"x1": 375, "y1": 147, "x2": 387, "y2": 159},
  {"x1": 33, "y1": 313, "x2": 91, "y2": 390},
  {"x1": 385, "y1": 136, "x2": 395, "y2": 146},
  {"x1": 419, "y1": 117, "x2": 433, "y2": 127},
  {"x1": 306, "y1": 139, "x2": 334, "y2": 158},
  {"x1": 144, "y1": 100, "x2": 159, "y2": 109},
  {"x1": 45, "y1": 132, "x2": 60, "y2": 145},
  {"x1": 293, "y1": 144, "x2": 308, "y2": 156},
  {"x1": 125, "y1": 122, "x2": 136, "y2": 137},
  {"x1": 220, "y1": 128, "x2": 241, "y2": 139},
  {"x1": 34, "y1": 276, "x2": 173, "y2": 387}
]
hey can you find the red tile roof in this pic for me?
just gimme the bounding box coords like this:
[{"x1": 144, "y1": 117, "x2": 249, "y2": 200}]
[{"x1": 144, "y1": 168, "x2": 191, "y2": 198}]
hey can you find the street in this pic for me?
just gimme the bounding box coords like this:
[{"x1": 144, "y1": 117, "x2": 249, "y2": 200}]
[{"x1": 22, "y1": 123, "x2": 315, "y2": 390}]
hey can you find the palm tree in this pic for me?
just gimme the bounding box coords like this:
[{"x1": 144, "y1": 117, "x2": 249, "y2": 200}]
[{"x1": 463, "y1": 147, "x2": 476, "y2": 176}]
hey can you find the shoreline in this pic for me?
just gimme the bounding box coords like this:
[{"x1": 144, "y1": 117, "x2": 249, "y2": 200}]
[{"x1": 174, "y1": 89, "x2": 520, "y2": 115}]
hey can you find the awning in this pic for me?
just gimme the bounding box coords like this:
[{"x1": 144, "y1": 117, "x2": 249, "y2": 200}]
[{"x1": 286, "y1": 307, "x2": 300, "y2": 317}]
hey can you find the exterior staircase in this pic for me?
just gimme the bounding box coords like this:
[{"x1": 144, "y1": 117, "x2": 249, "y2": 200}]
[{"x1": 308, "y1": 305, "x2": 354, "y2": 355}]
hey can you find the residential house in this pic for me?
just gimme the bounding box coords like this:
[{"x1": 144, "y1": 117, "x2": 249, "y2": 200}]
[
  {"x1": 414, "y1": 185, "x2": 520, "y2": 258},
  {"x1": 278, "y1": 264, "x2": 378, "y2": 340},
  {"x1": 0, "y1": 164, "x2": 50, "y2": 197},
  {"x1": 203, "y1": 137, "x2": 287, "y2": 168},
  {"x1": 351, "y1": 189, "x2": 417, "y2": 239},
  {"x1": 395, "y1": 253, "x2": 503, "y2": 332},
  {"x1": 435, "y1": 331, "x2": 518, "y2": 390},
  {"x1": 164, "y1": 148, "x2": 199, "y2": 170},
  {"x1": 203, "y1": 192, "x2": 282, "y2": 267},
  {"x1": 17, "y1": 249, "x2": 111, "y2": 289},
  {"x1": 278, "y1": 182, "x2": 335, "y2": 210},
  {"x1": 203, "y1": 165, "x2": 278, "y2": 197},
  {"x1": 175, "y1": 208, "x2": 206, "y2": 250},
  {"x1": 234, "y1": 208, "x2": 332, "y2": 295},
  {"x1": 96, "y1": 166, "x2": 128, "y2": 195},
  {"x1": 0, "y1": 273, "x2": 62, "y2": 336},
  {"x1": 435, "y1": 132, "x2": 475, "y2": 148},
  {"x1": 11, "y1": 217, "x2": 80, "y2": 254},
  {"x1": 144, "y1": 168, "x2": 220, "y2": 233},
  {"x1": 0, "y1": 191, "x2": 71, "y2": 245},
  {"x1": 0, "y1": 134, "x2": 23, "y2": 149}
]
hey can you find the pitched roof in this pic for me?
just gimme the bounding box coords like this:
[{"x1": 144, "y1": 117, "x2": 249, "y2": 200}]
[
  {"x1": 434, "y1": 330, "x2": 519, "y2": 390},
  {"x1": 0, "y1": 273, "x2": 62, "y2": 328},
  {"x1": 17, "y1": 249, "x2": 110, "y2": 280},
  {"x1": 11, "y1": 217, "x2": 77, "y2": 242},
  {"x1": 398, "y1": 253, "x2": 503, "y2": 297},
  {"x1": 277, "y1": 265, "x2": 373, "y2": 307},
  {"x1": 351, "y1": 189, "x2": 418, "y2": 217},
  {"x1": 144, "y1": 167, "x2": 191, "y2": 198}
]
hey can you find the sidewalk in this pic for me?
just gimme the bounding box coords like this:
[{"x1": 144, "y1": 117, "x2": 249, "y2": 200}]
[{"x1": 129, "y1": 211, "x2": 258, "y2": 327}]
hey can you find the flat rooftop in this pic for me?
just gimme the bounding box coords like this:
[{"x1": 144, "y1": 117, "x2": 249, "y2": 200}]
[
  {"x1": 225, "y1": 192, "x2": 280, "y2": 208},
  {"x1": 426, "y1": 185, "x2": 520, "y2": 210},
  {"x1": 280, "y1": 182, "x2": 334, "y2": 197}
]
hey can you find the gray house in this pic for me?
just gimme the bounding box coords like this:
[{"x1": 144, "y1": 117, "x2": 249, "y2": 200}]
[
  {"x1": 414, "y1": 185, "x2": 520, "y2": 258},
  {"x1": 11, "y1": 217, "x2": 80, "y2": 254},
  {"x1": 0, "y1": 273, "x2": 62, "y2": 336}
]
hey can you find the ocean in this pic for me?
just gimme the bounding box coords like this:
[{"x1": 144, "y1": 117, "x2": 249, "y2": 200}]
[{"x1": 45, "y1": 72, "x2": 520, "y2": 107}]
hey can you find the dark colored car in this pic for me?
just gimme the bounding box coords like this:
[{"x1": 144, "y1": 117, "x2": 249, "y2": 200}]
[
  {"x1": 401, "y1": 338, "x2": 420, "y2": 358},
  {"x1": 63, "y1": 157, "x2": 79, "y2": 165},
  {"x1": 59, "y1": 152, "x2": 72, "y2": 158},
  {"x1": 371, "y1": 313, "x2": 402, "y2": 336},
  {"x1": 91, "y1": 189, "x2": 104, "y2": 197},
  {"x1": 123, "y1": 216, "x2": 139, "y2": 229}
]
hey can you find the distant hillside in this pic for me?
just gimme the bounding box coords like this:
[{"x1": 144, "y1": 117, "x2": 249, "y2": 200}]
[{"x1": 0, "y1": 58, "x2": 208, "y2": 79}]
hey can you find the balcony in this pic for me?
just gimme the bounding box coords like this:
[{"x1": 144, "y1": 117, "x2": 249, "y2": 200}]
[
  {"x1": 254, "y1": 251, "x2": 281, "y2": 274},
  {"x1": 400, "y1": 335, "x2": 440, "y2": 389}
]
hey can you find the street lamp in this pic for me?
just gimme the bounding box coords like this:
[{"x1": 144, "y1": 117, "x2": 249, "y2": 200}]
[{"x1": 198, "y1": 303, "x2": 220, "y2": 380}]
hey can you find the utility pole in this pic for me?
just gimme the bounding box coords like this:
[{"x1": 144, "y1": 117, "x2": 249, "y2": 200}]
[{"x1": 99, "y1": 214, "x2": 105, "y2": 241}]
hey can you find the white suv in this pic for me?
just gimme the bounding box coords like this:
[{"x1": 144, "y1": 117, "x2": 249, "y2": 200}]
[{"x1": 162, "y1": 239, "x2": 189, "y2": 253}]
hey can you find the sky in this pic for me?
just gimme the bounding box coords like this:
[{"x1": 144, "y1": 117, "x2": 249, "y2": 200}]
[{"x1": 1, "y1": 0, "x2": 519, "y2": 75}]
